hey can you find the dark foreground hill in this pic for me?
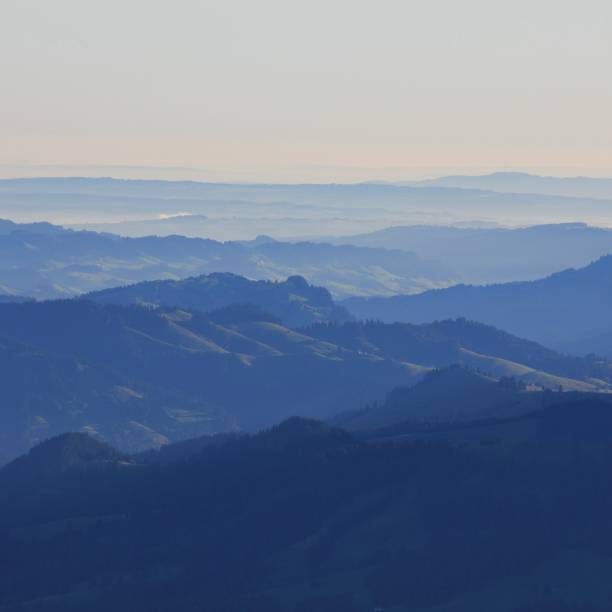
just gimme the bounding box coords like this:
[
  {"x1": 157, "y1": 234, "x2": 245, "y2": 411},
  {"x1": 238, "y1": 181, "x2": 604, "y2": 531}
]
[
  {"x1": 344, "y1": 255, "x2": 612, "y2": 357},
  {"x1": 3, "y1": 402, "x2": 612, "y2": 611},
  {"x1": 85, "y1": 272, "x2": 351, "y2": 328},
  {"x1": 0, "y1": 433, "x2": 127, "y2": 493}
]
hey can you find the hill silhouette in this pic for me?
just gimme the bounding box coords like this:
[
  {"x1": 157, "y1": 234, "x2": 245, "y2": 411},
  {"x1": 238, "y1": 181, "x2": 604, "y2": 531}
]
[
  {"x1": 344, "y1": 255, "x2": 612, "y2": 357},
  {"x1": 304, "y1": 319, "x2": 612, "y2": 388},
  {"x1": 85, "y1": 272, "x2": 351, "y2": 328},
  {"x1": 4, "y1": 401, "x2": 612, "y2": 611},
  {"x1": 0, "y1": 433, "x2": 125, "y2": 489},
  {"x1": 336, "y1": 222, "x2": 612, "y2": 284},
  {"x1": 411, "y1": 171, "x2": 612, "y2": 199},
  {"x1": 333, "y1": 365, "x2": 612, "y2": 434},
  {"x1": 334, "y1": 366, "x2": 530, "y2": 430}
]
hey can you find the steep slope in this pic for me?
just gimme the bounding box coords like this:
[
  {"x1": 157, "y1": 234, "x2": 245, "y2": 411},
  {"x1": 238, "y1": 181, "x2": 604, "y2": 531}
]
[
  {"x1": 343, "y1": 256, "x2": 612, "y2": 357},
  {"x1": 85, "y1": 272, "x2": 351, "y2": 328}
]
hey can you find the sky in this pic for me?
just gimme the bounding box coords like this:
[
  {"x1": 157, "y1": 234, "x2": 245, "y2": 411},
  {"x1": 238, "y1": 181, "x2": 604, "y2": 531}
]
[{"x1": 1, "y1": 0, "x2": 611, "y2": 182}]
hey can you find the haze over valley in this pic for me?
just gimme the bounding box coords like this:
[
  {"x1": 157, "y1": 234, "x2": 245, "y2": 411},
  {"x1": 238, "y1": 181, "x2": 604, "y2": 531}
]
[{"x1": 3, "y1": 174, "x2": 612, "y2": 241}]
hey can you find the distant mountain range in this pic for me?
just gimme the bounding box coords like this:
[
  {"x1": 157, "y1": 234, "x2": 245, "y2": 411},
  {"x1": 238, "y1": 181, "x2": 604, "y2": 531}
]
[
  {"x1": 335, "y1": 222, "x2": 612, "y2": 284},
  {"x1": 0, "y1": 219, "x2": 456, "y2": 299},
  {"x1": 408, "y1": 171, "x2": 612, "y2": 200},
  {"x1": 3, "y1": 176, "x2": 612, "y2": 235},
  {"x1": 4, "y1": 174, "x2": 612, "y2": 205},
  {"x1": 344, "y1": 255, "x2": 612, "y2": 357},
  {"x1": 0, "y1": 296, "x2": 610, "y2": 464}
]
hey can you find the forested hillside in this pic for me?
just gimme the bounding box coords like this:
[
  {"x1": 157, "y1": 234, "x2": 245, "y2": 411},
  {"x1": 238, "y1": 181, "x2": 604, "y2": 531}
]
[
  {"x1": 3, "y1": 401, "x2": 612, "y2": 611},
  {"x1": 344, "y1": 255, "x2": 612, "y2": 357}
]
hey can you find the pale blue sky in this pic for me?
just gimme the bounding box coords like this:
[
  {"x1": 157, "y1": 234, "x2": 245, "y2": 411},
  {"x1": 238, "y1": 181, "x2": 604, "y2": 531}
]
[{"x1": 1, "y1": 0, "x2": 610, "y2": 181}]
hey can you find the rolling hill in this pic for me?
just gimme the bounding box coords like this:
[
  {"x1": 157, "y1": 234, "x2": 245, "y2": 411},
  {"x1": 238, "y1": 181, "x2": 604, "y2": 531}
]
[
  {"x1": 0, "y1": 334, "x2": 234, "y2": 464},
  {"x1": 0, "y1": 300, "x2": 422, "y2": 462},
  {"x1": 303, "y1": 318, "x2": 612, "y2": 389},
  {"x1": 0, "y1": 298, "x2": 609, "y2": 463},
  {"x1": 0, "y1": 219, "x2": 456, "y2": 299}
]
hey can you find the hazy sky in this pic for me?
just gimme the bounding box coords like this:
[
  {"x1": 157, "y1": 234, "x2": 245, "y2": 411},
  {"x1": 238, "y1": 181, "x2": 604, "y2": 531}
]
[{"x1": 1, "y1": 0, "x2": 611, "y2": 181}]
